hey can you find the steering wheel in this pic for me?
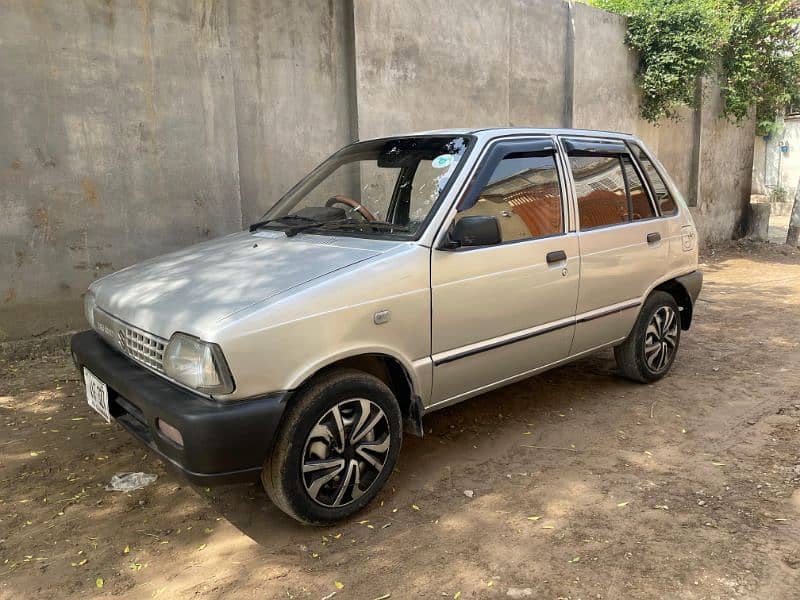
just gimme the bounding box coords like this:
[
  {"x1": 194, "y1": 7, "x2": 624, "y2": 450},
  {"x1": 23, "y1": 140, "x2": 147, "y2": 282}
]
[{"x1": 325, "y1": 195, "x2": 377, "y2": 222}]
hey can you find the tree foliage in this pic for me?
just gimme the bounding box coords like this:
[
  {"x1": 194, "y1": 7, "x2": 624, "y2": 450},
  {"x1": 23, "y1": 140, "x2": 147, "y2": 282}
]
[
  {"x1": 721, "y1": 1, "x2": 800, "y2": 134},
  {"x1": 589, "y1": 0, "x2": 800, "y2": 134}
]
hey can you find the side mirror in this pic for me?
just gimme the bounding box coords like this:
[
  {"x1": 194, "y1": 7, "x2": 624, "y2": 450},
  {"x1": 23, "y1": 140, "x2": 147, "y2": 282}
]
[{"x1": 446, "y1": 215, "x2": 502, "y2": 248}]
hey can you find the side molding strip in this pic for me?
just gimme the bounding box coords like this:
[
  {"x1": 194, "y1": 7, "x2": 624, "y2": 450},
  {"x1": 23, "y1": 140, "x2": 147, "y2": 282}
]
[
  {"x1": 575, "y1": 298, "x2": 642, "y2": 324},
  {"x1": 432, "y1": 298, "x2": 641, "y2": 367}
]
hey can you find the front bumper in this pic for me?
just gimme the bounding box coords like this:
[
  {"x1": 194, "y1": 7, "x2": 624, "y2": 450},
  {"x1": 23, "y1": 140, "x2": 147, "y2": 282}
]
[{"x1": 71, "y1": 330, "x2": 289, "y2": 485}]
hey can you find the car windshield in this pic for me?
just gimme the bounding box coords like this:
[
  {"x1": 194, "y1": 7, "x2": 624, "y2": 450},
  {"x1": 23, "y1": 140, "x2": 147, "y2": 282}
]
[{"x1": 257, "y1": 135, "x2": 473, "y2": 239}]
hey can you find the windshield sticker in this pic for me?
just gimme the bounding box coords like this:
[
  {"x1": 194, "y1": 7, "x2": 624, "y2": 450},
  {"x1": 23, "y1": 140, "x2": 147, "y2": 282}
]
[{"x1": 432, "y1": 154, "x2": 454, "y2": 169}]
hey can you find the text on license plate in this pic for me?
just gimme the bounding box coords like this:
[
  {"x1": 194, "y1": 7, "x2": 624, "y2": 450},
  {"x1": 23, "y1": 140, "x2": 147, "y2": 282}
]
[{"x1": 84, "y1": 367, "x2": 111, "y2": 423}]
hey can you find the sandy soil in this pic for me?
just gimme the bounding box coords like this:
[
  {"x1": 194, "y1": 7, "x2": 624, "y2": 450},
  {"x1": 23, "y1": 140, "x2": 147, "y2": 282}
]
[{"x1": 2, "y1": 241, "x2": 800, "y2": 600}]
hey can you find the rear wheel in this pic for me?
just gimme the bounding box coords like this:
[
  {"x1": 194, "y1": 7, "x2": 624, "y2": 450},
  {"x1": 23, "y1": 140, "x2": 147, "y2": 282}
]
[
  {"x1": 262, "y1": 369, "x2": 402, "y2": 525},
  {"x1": 615, "y1": 291, "x2": 681, "y2": 383}
]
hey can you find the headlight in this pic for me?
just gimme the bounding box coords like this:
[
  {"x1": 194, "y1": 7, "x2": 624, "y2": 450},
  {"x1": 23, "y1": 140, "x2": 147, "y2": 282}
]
[
  {"x1": 84, "y1": 290, "x2": 97, "y2": 329},
  {"x1": 163, "y1": 333, "x2": 234, "y2": 395}
]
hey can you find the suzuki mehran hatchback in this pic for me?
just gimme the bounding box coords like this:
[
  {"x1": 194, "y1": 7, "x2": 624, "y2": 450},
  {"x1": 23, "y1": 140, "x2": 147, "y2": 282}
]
[{"x1": 72, "y1": 128, "x2": 702, "y2": 524}]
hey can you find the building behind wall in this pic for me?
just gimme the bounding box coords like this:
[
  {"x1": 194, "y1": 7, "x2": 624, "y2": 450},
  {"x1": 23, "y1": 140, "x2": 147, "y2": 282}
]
[{"x1": 752, "y1": 111, "x2": 800, "y2": 204}]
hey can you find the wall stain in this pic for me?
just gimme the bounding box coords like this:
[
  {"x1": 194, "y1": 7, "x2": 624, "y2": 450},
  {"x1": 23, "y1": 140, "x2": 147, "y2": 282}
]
[
  {"x1": 199, "y1": 0, "x2": 222, "y2": 46},
  {"x1": 32, "y1": 207, "x2": 49, "y2": 229},
  {"x1": 34, "y1": 147, "x2": 56, "y2": 168},
  {"x1": 87, "y1": 0, "x2": 116, "y2": 29},
  {"x1": 15, "y1": 250, "x2": 25, "y2": 268},
  {"x1": 30, "y1": 206, "x2": 55, "y2": 244},
  {"x1": 103, "y1": 0, "x2": 115, "y2": 29},
  {"x1": 80, "y1": 177, "x2": 99, "y2": 205},
  {"x1": 11, "y1": 159, "x2": 23, "y2": 170},
  {"x1": 3, "y1": 289, "x2": 16, "y2": 304},
  {"x1": 137, "y1": 0, "x2": 159, "y2": 141}
]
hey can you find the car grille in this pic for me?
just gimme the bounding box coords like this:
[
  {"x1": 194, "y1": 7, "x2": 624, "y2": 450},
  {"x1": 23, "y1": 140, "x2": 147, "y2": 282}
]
[{"x1": 119, "y1": 326, "x2": 167, "y2": 373}]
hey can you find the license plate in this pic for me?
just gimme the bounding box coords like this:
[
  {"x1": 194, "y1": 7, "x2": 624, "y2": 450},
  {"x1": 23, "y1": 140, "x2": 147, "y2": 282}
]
[{"x1": 84, "y1": 368, "x2": 111, "y2": 423}]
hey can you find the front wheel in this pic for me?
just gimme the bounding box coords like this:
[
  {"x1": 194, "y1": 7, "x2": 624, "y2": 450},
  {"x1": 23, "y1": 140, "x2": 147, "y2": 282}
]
[
  {"x1": 262, "y1": 369, "x2": 402, "y2": 525},
  {"x1": 614, "y1": 291, "x2": 681, "y2": 383}
]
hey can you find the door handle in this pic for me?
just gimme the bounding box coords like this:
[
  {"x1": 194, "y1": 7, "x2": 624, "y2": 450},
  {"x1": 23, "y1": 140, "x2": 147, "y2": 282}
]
[
  {"x1": 646, "y1": 232, "x2": 661, "y2": 244},
  {"x1": 546, "y1": 250, "x2": 567, "y2": 264}
]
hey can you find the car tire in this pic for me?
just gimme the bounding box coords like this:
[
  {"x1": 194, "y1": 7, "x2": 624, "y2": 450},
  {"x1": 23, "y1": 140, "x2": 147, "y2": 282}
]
[
  {"x1": 614, "y1": 291, "x2": 681, "y2": 383},
  {"x1": 262, "y1": 368, "x2": 402, "y2": 525}
]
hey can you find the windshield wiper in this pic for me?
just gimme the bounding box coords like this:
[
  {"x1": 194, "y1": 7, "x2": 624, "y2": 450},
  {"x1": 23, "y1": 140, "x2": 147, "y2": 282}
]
[
  {"x1": 289, "y1": 219, "x2": 411, "y2": 236},
  {"x1": 248, "y1": 214, "x2": 318, "y2": 232},
  {"x1": 282, "y1": 218, "x2": 356, "y2": 237},
  {"x1": 251, "y1": 215, "x2": 411, "y2": 237}
]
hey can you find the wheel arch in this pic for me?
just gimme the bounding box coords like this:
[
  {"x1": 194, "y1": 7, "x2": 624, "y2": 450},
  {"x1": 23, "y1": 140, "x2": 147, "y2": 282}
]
[
  {"x1": 652, "y1": 277, "x2": 694, "y2": 330},
  {"x1": 287, "y1": 351, "x2": 425, "y2": 437}
]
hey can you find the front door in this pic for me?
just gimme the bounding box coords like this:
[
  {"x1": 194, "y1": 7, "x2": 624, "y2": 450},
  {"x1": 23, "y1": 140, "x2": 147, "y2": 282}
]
[{"x1": 429, "y1": 138, "x2": 580, "y2": 408}]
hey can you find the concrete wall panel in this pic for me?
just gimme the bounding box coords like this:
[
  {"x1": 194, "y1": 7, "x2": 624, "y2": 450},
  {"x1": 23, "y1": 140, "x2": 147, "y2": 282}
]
[
  {"x1": 228, "y1": 1, "x2": 354, "y2": 225},
  {"x1": 694, "y1": 83, "x2": 756, "y2": 242},
  {"x1": 571, "y1": 3, "x2": 639, "y2": 134},
  {"x1": 352, "y1": 0, "x2": 569, "y2": 137},
  {"x1": 352, "y1": 0, "x2": 514, "y2": 138},
  {"x1": 508, "y1": 0, "x2": 569, "y2": 128},
  {"x1": 0, "y1": 0, "x2": 242, "y2": 341},
  {"x1": 655, "y1": 108, "x2": 696, "y2": 201}
]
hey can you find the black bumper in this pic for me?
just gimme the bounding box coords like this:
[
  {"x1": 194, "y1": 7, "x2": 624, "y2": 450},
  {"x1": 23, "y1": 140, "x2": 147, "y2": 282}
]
[{"x1": 70, "y1": 330, "x2": 289, "y2": 485}]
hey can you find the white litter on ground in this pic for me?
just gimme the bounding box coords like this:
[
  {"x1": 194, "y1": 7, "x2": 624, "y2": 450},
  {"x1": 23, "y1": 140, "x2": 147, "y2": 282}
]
[{"x1": 105, "y1": 472, "x2": 158, "y2": 492}]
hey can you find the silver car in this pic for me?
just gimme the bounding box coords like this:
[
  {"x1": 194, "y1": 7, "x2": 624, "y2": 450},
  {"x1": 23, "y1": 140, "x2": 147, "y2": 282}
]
[{"x1": 72, "y1": 128, "x2": 702, "y2": 524}]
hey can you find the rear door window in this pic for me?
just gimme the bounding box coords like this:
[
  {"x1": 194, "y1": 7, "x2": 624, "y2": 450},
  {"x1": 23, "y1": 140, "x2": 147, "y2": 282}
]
[{"x1": 568, "y1": 155, "x2": 630, "y2": 230}]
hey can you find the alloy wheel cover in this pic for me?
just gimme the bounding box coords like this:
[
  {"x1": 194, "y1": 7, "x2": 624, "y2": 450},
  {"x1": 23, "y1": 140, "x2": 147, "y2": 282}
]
[
  {"x1": 301, "y1": 398, "x2": 391, "y2": 508},
  {"x1": 644, "y1": 306, "x2": 679, "y2": 372}
]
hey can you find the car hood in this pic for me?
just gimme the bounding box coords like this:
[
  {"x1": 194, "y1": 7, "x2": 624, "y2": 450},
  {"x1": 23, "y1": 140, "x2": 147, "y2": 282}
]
[{"x1": 92, "y1": 230, "x2": 396, "y2": 338}]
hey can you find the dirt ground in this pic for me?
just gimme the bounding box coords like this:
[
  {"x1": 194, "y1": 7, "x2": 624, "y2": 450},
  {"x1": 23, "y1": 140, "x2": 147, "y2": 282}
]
[{"x1": 2, "y1": 242, "x2": 800, "y2": 600}]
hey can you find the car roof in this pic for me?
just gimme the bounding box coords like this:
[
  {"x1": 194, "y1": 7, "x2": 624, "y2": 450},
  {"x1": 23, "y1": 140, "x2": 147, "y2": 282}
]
[{"x1": 372, "y1": 127, "x2": 639, "y2": 142}]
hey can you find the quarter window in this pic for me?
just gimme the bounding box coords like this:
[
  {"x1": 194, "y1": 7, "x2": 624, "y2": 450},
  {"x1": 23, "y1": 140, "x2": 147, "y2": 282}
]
[
  {"x1": 621, "y1": 157, "x2": 656, "y2": 220},
  {"x1": 629, "y1": 144, "x2": 677, "y2": 215},
  {"x1": 457, "y1": 152, "x2": 563, "y2": 242}
]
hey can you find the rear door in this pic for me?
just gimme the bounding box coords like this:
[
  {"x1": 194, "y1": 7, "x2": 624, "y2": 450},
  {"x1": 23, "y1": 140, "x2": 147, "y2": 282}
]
[
  {"x1": 560, "y1": 137, "x2": 668, "y2": 355},
  {"x1": 429, "y1": 137, "x2": 580, "y2": 407}
]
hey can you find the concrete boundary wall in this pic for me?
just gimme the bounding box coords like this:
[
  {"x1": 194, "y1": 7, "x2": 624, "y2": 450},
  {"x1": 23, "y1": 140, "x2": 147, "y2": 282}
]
[
  {"x1": 353, "y1": 0, "x2": 755, "y2": 243},
  {"x1": 0, "y1": 0, "x2": 755, "y2": 347}
]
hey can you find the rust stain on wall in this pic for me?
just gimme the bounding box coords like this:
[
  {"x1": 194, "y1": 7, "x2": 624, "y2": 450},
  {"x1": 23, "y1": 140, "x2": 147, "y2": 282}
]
[
  {"x1": 3, "y1": 289, "x2": 17, "y2": 304},
  {"x1": 31, "y1": 206, "x2": 55, "y2": 244},
  {"x1": 32, "y1": 207, "x2": 49, "y2": 228},
  {"x1": 80, "y1": 177, "x2": 99, "y2": 205}
]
